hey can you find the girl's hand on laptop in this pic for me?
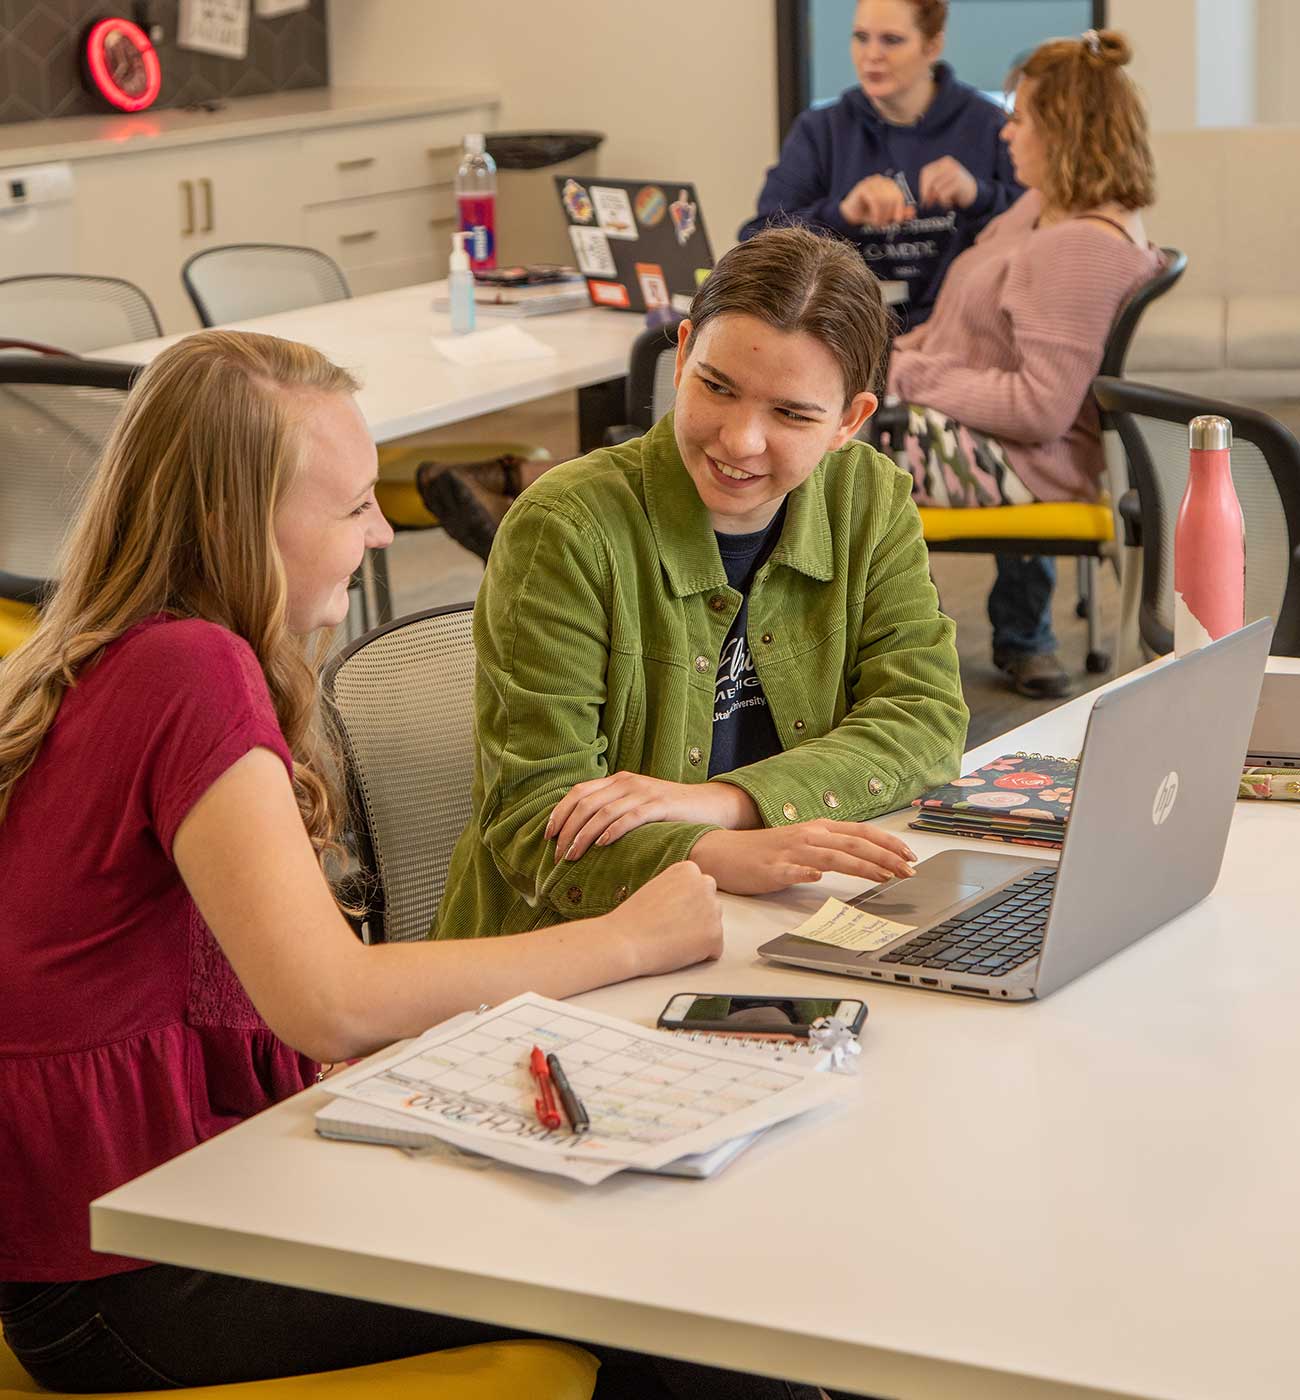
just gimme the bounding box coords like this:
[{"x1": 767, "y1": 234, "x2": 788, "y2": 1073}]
[
  {"x1": 690, "y1": 822, "x2": 917, "y2": 896},
  {"x1": 547, "y1": 774, "x2": 760, "y2": 862}
]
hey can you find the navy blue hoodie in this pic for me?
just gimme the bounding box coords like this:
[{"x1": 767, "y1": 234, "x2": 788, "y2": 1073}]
[{"x1": 740, "y1": 64, "x2": 1021, "y2": 327}]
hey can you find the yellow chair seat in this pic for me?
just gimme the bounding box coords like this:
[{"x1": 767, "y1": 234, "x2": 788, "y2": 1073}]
[
  {"x1": 375, "y1": 441, "x2": 551, "y2": 531},
  {"x1": 918, "y1": 499, "x2": 1114, "y2": 545},
  {"x1": 0, "y1": 597, "x2": 37, "y2": 658},
  {"x1": 0, "y1": 1334, "x2": 597, "y2": 1400}
]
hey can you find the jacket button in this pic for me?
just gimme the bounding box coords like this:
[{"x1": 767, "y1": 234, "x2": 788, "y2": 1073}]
[
  {"x1": 565, "y1": 885, "x2": 583, "y2": 905},
  {"x1": 688, "y1": 745, "x2": 703, "y2": 766},
  {"x1": 823, "y1": 790, "x2": 840, "y2": 809},
  {"x1": 793, "y1": 719, "x2": 806, "y2": 732},
  {"x1": 694, "y1": 655, "x2": 711, "y2": 673},
  {"x1": 614, "y1": 885, "x2": 629, "y2": 904},
  {"x1": 867, "y1": 778, "x2": 884, "y2": 796},
  {"x1": 708, "y1": 595, "x2": 727, "y2": 612},
  {"x1": 781, "y1": 801, "x2": 799, "y2": 821},
  {"x1": 761, "y1": 632, "x2": 774, "y2": 644}
]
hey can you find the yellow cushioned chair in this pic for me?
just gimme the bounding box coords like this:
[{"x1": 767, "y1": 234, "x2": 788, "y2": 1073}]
[
  {"x1": 0, "y1": 1332, "x2": 598, "y2": 1400},
  {"x1": 0, "y1": 598, "x2": 37, "y2": 659}
]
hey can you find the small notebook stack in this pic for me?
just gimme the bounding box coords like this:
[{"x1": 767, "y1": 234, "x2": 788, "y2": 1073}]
[{"x1": 909, "y1": 752, "x2": 1077, "y2": 850}]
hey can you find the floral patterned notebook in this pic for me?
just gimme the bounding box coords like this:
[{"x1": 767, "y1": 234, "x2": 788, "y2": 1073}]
[{"x1": 909, "y1": 752, "x2": 1078, "y2": 845}]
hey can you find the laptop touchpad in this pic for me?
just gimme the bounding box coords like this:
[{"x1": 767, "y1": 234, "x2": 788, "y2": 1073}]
[{"x1": 852, "y1": 877, "x2": 982, "y2": 921}]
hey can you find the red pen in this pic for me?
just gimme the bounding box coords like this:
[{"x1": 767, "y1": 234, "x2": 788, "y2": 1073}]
[{"x1": 529, "y1": 1045, "x2": 562, "y2": 1130}]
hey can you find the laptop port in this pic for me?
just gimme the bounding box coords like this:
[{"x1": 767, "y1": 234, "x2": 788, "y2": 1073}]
[
  {"x1": 893, "y1": 974, "x2": 910, "y2": 984},
  {"x1": 952, "y1": 984, "x2": 990, "y2": 996},
  {"x1": 919, "y1": 977, "x2": 939, "y2": 987}
]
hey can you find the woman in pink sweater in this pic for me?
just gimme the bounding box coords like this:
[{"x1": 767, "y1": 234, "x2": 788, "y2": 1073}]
[{"x1": 883, "y1": 29, "x2": 1160, "y2": 698}]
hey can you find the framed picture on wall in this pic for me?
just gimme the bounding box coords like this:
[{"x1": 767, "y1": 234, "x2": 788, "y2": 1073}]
[
  {"x1": 177, "y1": 0, "x2": 251, "y2": 60},
  {"x1": 776, "y1": 0, "x2": 1107, "y2": 137}
]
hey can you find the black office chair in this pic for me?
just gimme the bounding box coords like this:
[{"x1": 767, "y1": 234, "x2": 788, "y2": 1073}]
[
  {"x1": 1093, "y1": 376, "x2": 1300, "y2": 657},
  {"x1": 0, "y1": 355, "x2": 139, "y2": 656},
  {"x1": 603, "y1": 318, "x2": 684, "y2": 446}
]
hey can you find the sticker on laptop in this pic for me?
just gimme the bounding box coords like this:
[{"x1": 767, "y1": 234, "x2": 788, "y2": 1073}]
[
  {"x1": 634, "y1": 185, "x2": 666, "y2": 227},
  {"x1": 588, "y1": 279, "x2": 631, "y2": 309},
  {"x1": 591, "y1": 185, "x2": 638, "y2": 240},
  {"x1": 568, "y1": 225, "x2": 617, "y2": 278},
  {"x1": 789, "y1": 897, "x2": 915, "y2": 953},
  {"x1": 561, "y1": 178, "x2": 594, "y2": 224},
  {"x1": 669, "y1": 189, "x2": 698, "y2": 245},
  {"x1": 635, "y1": 261, "x2": 670, "y2": 310}
]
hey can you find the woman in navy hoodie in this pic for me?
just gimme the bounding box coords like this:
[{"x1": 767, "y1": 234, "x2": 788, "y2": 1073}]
[{"x1": 741, "y1": 0, "x2": 1020, "y2": 326}]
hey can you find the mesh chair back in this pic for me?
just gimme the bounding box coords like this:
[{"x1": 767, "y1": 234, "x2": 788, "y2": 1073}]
[
  {"x1": 0, "y1": 357, "x2": 136, "y2": 600},
  {"x1": 624, "y1": 320, "x2": 682, "y2": 431},
  {"x1": 0, "y1": 275, "x2": 162, "y2": 353},
  {"x1": 325, "y1": 605, "x2": 477, "y2": 942},
  {"x1": 182, "y1": 244, "x2": 351, "y2": 327},
  {"x1": 1093, "y1": 377, "x2": 1300, "y2": 656},
  {"x1": 1098, "y1": 248, "x2": 1187, "y2": 379}
]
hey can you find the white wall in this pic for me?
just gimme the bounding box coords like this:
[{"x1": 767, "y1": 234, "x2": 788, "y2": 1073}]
[{"x1": 328, "y1": 0, "x2": 778, "y2": 252}]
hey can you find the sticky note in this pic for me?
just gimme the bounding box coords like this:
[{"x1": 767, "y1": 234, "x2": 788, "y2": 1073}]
[{"x1": 789, "y1": 897, "x2": 914, "y2": 952}]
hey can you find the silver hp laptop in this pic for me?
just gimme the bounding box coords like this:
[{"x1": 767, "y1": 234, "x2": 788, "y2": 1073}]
[
  {"x1": 1246, "y1": 672, "x2": 1300, "y2": 766},
  {"x1": 758, "y1": 620, "x2": 1272, "y2": 1002}
]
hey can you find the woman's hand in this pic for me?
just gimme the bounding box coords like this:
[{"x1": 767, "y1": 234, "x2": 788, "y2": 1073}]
[
  {"x1": 918, "y1": 156, "x2": 978, "y2": 210},
  {"x1": 605, "y1": 861, "x2": 724, "y2": 977},
  {"x1": 690, "y1": 821, "x2": 918, "y2": 896},
  {"x1": 840, "y1": 175, "x2": 915, "y2": 228},
  {"x1": 547, "y1": 773, "x2": 760, "y2": 861}
]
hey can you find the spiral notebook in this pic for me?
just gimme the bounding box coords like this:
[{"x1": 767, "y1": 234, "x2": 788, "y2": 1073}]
[{"x1": 909, "y1": 752, "x2": 1078, "y2": 849}]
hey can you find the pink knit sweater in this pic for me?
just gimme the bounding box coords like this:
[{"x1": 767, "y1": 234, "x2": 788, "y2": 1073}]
[{"x1": 888, "y1": 190, "x2": 1161, "y2": 502}]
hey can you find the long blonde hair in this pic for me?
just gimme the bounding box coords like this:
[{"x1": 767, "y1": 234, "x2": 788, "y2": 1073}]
[{"x1": 0, "y1": 329, "x2": 361, "y2": 866}]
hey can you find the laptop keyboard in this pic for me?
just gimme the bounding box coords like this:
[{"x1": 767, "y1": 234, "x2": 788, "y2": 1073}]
[{"x1": 878, "y1": 866, "x2": 1058, "y2": 978}]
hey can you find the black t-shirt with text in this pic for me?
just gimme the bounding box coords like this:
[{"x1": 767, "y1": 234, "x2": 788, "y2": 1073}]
[{"x1": 709, "y1": 505, "x2": 786, "y2": 778}]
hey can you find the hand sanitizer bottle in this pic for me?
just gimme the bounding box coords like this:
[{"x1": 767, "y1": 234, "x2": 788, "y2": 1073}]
[
  {"x1": 448, "y1": 230, "x2": 476, "y2": 336},
  {"x1": 1173, "y1": 415, "x2": 1244, "y2": 657}
]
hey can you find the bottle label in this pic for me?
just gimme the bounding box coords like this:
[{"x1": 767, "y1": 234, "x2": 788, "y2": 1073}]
[
  {"x1": 457, "y1": 195, "x2": 496, "y2": 271},
  {"x1": 1173, "y1": 590, "x2": 1217, "y2": 659}
]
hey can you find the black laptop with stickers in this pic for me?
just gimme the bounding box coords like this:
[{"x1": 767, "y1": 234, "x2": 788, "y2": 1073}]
[{"x1": 553, "y1": 175, "x2": 715, "y2": 314}]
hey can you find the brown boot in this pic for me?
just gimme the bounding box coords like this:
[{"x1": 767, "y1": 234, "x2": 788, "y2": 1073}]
[{"x1": 416, "y1": 456, "x2": 523, "y2": 561}]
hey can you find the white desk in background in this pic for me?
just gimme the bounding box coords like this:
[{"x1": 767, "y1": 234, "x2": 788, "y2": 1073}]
[
  {"x1": 92, "y1": 657, "x2": 1300, "y2": 1400},
  {"x1": 97, "y1": 280, "x2": 648, "y2": 450}
]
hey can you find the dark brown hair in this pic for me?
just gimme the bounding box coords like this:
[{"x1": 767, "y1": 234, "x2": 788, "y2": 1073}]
[
  {"x1": 904, "y1": 0, "x2": 948, "y2": 42},
  {"x1": 687, "y1": 225, "x2": 891, "y2": 404},
  {"x1": 1010, "y1": 30, "x2": 1155, "y2": 212}
]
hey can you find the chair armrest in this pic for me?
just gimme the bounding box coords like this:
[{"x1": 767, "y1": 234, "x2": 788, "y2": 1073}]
[
  {"x1": 1118, "y1": 488, "x2": 1143, "y2": 548},
  {"x1": 602, "y1": 424, "x2": 641, "y2": 447}
]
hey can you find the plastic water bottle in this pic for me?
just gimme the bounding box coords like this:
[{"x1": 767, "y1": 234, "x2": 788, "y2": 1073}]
[
  {"x1": 1173, "y1": 415, "x2": 1244, "y2": 657},
  {"x1": 455, "y1": 133, "x2": 496, "y2": 273}
]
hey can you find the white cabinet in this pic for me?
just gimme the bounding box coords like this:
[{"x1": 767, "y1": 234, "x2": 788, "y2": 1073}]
[
  {"x1": 74, "y1": 135, "x2": 302, "y2": 331},
  {"x1": 24, "y1": 94, "x2": 500, "y2": 334}
]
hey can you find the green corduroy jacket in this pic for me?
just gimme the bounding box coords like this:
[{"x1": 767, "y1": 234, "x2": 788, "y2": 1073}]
[{"x1": 434, "y1": 414, "x2": 968, "y2": 938}]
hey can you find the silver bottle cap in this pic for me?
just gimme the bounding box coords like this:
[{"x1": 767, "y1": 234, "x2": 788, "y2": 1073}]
[{"x1": 1189, "y1": 415, "x2": 1231, "y2": 450}]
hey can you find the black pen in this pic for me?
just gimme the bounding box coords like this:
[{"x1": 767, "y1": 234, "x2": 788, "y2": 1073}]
[{"x1": 545, "y1": 1052, "x2": 590, "y2": 1134}]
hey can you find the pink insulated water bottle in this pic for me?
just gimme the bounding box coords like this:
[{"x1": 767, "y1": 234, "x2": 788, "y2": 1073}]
[{"x1": 1173, "y1": 414, "x2": 1244, "y2": 657}]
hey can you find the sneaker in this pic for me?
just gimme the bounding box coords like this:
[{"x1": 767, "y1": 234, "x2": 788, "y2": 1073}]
[
  {"x1": 416, "y1": 457, "x2": 521, "y2": 561},
  {"x1": 994, "y1": 650, "x2": 1071, "y2": 700}
]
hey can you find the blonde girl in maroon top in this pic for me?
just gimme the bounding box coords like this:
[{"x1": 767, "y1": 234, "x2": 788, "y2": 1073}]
[{"x1": 0, "y1": 332, "x2": 840, "y2": 1399}]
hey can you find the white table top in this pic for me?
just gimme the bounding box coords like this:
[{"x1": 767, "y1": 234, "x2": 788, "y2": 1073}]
[
  {"x1": 91, "y1": 658, "x2": 1300, "y2": 1400},
  {"x1": 97, "y1": 283, "x2": 648, "y2": 444}
]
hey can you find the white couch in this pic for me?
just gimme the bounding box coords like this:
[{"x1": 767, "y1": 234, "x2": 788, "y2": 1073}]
[{"x1": 1129, "y1": 127, "x2": 1300, "y2": 401}]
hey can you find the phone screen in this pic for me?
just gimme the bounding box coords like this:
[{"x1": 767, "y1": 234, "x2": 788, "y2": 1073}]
[{"x1": 667, "y1": 995, "x2": 859, "y2": 1033}]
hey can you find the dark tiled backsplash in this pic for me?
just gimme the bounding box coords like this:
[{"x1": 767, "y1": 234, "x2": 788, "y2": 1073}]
[{"x1": 0, "y1": 0, "x2": 328, "y2": 125}]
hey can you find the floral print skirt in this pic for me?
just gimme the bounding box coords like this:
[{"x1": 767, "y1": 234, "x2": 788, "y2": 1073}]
[{"x1": 877, "y1": 403, "x2": 1039, "y2": 509}]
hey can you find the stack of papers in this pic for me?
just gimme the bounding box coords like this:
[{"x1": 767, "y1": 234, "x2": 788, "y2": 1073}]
[{"x1": 319, "y1": 992, "x2": 847, "y2": 1185}]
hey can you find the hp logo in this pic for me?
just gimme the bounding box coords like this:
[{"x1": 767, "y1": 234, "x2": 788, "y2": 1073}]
[{"x1": 1152, "y1": 771, "x2": 1180, "y2": 826}]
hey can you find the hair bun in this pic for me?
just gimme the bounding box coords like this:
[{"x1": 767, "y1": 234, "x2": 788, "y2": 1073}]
[{"x1": 1086, "y1": 29, "x2": 1132, "y2": 67}]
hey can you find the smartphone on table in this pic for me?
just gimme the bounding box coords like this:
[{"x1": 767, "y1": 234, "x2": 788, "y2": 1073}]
[{"x1": 657, "y1": 993, "x2": 868, "y2": 1041}]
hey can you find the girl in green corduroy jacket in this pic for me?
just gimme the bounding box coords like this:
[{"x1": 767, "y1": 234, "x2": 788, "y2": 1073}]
[{"x1": 437, "y1": 225, "x2": 969, "y2": 939}]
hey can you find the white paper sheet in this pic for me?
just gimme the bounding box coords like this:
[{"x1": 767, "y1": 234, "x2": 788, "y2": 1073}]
[
  {"x1": 325, "y1": 992, "x2": 846, "y2": 1184},
  {"x1": 430, "y1": 324, "x2": 557, "y2": 366},
  {"x1": 789, "y1": 897, "x2": 915, "y2": 952}
]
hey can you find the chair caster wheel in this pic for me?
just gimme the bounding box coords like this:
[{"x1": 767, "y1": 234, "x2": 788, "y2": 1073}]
[
  {"x1": 1086, "y1": 650, "x2": 1110, "y2": 674},
  {"x1": 1075, "y1": 598, "x2": 1089, "y2": 619}
]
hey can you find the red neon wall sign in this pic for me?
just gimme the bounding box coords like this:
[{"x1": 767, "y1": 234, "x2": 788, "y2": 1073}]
[{"x1": 84, "y1": 18, "x2": 162, "y2": 113}]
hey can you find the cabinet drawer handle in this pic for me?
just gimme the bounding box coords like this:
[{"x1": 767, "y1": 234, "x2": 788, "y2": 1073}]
[
  {"x1": 339, "y1": 230, "x2": 378, "y2": 244},
  {"x1": 337, "y1": 156, "x2": 376, "y2": 171},
  {"x1": 199, "y1": 177, "x2": 214, "y2": 234},
  {"x1": 180, "y1": 179, "x2": 195, "y2": 236}
]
